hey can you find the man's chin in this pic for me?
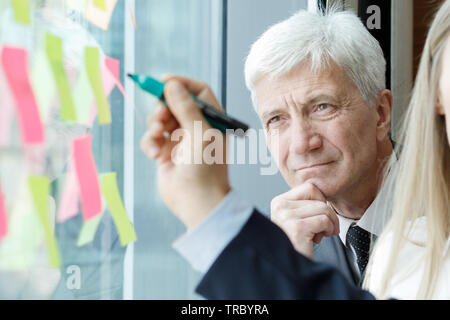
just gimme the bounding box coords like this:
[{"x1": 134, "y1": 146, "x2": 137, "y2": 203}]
[{"x1": 293, "y1": 177, "x2": 339, "y2": 198}]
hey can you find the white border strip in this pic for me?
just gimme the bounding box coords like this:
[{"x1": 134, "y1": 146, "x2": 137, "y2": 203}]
[{"x1": 123, "y1": 0, "x2": 135, "y2": 301}]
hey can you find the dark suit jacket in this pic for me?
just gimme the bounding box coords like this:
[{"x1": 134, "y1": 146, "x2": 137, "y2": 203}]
[
  {"x1": 313, "y1": 234, "x2": 360, "y2": 286},
  {"x1": 195, "y1": 210, "x2": 375, "y2": 300}
]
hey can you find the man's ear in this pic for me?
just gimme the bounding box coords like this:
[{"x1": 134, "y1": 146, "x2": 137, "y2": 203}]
[{"x1": 375, "y1": 89, "x2": 393, "y2": 141}]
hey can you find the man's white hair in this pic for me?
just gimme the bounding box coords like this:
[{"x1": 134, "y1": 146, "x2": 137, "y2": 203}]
[{"x1": 244, "y1": 8, "x2": 386, "y2": 109}]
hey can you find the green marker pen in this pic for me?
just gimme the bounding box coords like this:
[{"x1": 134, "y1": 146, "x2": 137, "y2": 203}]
[{"x1": 128, "y1": 74, "x2": 249, "y2": 135}]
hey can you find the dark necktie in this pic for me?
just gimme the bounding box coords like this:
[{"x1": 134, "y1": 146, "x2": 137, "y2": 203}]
[{"x1": 346, "y1": 225, "x2": 375, "y2": 276}]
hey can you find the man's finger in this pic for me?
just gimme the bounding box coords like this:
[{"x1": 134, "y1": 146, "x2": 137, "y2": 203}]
[
  {"x1": 164, "y1": 80, "x2": 211, "y2": 131},
  {"x1": 281, "y1": 183, "x2": 327, "y2": 202},
  {"x1": 301, "y1": 215, "x2": 335, "y2": 238}
]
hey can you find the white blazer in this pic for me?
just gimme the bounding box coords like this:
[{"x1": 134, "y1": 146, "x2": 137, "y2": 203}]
[{"x1": 367, "y1": 217, "x2": 450, "y2": 299}]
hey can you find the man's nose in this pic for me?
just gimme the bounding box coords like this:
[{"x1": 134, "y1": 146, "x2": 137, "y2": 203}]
[{"x1": 289, "y1": 118, "x2": 322, "y2": 155}]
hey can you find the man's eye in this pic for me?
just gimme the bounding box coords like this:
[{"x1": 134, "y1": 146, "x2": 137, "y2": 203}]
[
  {"x1": 268, "y1": 116, "x2": 281, "y2": 125},
  {"x1": 316, "y1": 104, "x2": 331, "y2": 112}
]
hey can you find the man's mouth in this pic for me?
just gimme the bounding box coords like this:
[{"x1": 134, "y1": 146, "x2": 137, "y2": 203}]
[{"x1": 295, "y1": 161, "x2": 333, "y2": 171}]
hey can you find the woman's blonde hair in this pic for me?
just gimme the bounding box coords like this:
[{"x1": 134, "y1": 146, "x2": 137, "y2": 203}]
[{"x1": 363, "y1": 0, "x2": 450, "y2": 299}]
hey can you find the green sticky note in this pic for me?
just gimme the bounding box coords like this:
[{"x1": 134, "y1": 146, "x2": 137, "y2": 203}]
[
  {"x1": 31, "y1": 49, "x2": 55, "y2": 124},
  {"x1": 93, "y1": 0, "x2": 107, "y2": 11},
  {"x1": 28, "y1": 176, "x2": 61, "y2": 268},
  {"x1": 74, "y1": 65, "x2": 94, "y2": 124},
  {"x1": 11, "y1": 0, "x2": 30, "y2": 24},
  {"x1": 77, "y1": 213, "x2": 103, "y2": 246},
  {"x1": 101, "y1": 173, "x2": 136, "y2": 246},
  {"x1": 0, "y1": 179, "x2": 44, "y2": 270},
  {"x1": 45, "y1": 33, "x2": 77, "y2": 122},
  {"x1": 85, "y1": 47, "x2": 111, "y2": 125}
]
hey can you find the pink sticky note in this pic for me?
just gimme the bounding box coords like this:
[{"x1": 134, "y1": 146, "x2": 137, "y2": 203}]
[
  {"x1": 0, "y1": 67, "x2": 14, "y2": 146},
  {"x1": 1, "y1": 46, "x2": 44, "y2": 145},
  {"x1": 72, "y1": 135, "x2": 102, "y2": 221},
  {"x1": 103, "y1": 57, "x2": 144, "y2": 126},
  {"x1": 57, "y1": 160, "x2": 80, "y2": 223},
  {"x1": 104, "y1": 57, "x2": 125, "y2": 94},
  {"x1": 0, "y1": 184, "x2": 7, "y2": 239}
]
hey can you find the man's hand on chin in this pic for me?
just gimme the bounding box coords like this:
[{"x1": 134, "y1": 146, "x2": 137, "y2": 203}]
[
  {"x1": 271, "y1": 182, "x2": 340, "y2": 258},
  {"x1": 140, "y1": 75, "x2": 230, "y2": 230}
]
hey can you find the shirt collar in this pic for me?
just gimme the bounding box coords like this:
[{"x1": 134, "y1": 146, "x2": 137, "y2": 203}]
[{"x1": 332, "y1": 153, "x2": 397, "y2": 245}]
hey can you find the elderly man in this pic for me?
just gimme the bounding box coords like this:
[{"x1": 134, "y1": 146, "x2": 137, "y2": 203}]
[{"x1": 141, "y1": 9, "x2": 393, "y2": 299}]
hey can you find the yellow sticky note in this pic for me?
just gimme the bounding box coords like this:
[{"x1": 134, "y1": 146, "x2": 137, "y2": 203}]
[
  {"x1": 85, "y1": 47, "x2": 111, "y2": 125},
  {"x1": 77, "y1": 213, "x2": 103, "y2": 246},
  {"x1": 101, "y1": 173, "x2": 137, "y2": 246},
  {"x1": 93, "y1": 0, "x2": 107, "y2": 11},
  {"x1": 11, "y1": 0, "x2": 30, "y2": 24},
  {"x1": 28, "y1": 176, "x2": 61, "y2": 268},
  {"x1": 46, "y1": 33, "x2": 77, "y2": 122},
  {"x1": 85, "y1": 0, "x2": 118, "y2": 31}
]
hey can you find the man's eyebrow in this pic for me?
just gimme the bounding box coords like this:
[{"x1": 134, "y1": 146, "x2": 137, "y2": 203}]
[
  {"x1": 261, "y1": 109, "x2": 284, "y2": 122},
  {"x1": 260, "y1": 94, "x2": 338, "y2": 121},
  {"x1": 303, "y1": 94, "x2": 339, "y2": 106}
]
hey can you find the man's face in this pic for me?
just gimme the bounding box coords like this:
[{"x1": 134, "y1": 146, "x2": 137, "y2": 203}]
[{"x1": 255, "y1": 63, "x2": 381, "y2": 198}]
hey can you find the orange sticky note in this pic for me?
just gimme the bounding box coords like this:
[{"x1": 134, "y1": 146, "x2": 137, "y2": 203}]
[
  {"x1": 126, "y1": 0, "x2": 137, "y2": 30},
  {"x1": 1, "y1": 46, "x2": 44, "y2": 145},
  {"x1": 0, "y1": 184, "x2": 8, "y2": 240},
  {"x1": 85, "y1": 0, "x2": 118, "y2": 30},
  {"x1": 72, "y1": 135, "x2": 102, "y2": 221}
]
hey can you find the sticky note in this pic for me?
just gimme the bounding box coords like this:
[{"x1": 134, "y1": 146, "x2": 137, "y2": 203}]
[
  {"x1": 0, "y1": 176, "x2": 44, "y2": 270},
  {"x1": 104, "y1": 57, "x2": 124, "y2": 94},
  {"x1": 77, "y1": 213, "x2": 103, "y2": 246},
  {"x1": 101, "y1": 173, "x2": 137, "y2": 246},
  {"x1": 67, "y1": 0, "x2": 88, "y2": 13},
  {"x1": 1, "y1": 46, "x2": 45, "y2": 145},
  {"x1": 46, "y1": 33, "x2": 77, "y2": 122},
  {"x1": 85, "y1": 47, "x2": 111, "y2": 125},
  {"x1": 83, "y1": 65, "x2": 115, "y2": 127},
  {"x1": 31, "y1": 49, "x2": 56, "y2": 124},
  {"x1": 0, "y1": 66, "x2": 14, "y2": 146},
  {"x1": 104, "y1": 57, "x2": 144, "y2": 126},
  {"x1": 93, "y1": 0, "x2": 107, "y2": 11},
  {"x1": 56, "y1": 160, "x2": 79, "y2": 223},
  {"x1": 85, "y1": 0, "x2": 118, "y2": 31},
  {"x1": 28, "y1": 176, "x2": 61, "y2": 268},
  {"x1": 73, "y1": 64, "x2": 94, "y2": 124},
  {"x1": 0, "y1": 184, "x2": 7, "y2": 240},
  {"x1": 126, "y1": 0, "x2": 137, "y2": 30},
  {"x1": 11, "y1": 0, "x2": 30, "y2": 24},
  {"x1": 72, "y1": 135, "x2": 102, "y2": 221}
]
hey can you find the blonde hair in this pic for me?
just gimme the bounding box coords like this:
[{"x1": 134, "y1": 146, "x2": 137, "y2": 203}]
[{"x1": 363, "y1": 0, "x2": 450, "y2": 299}]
